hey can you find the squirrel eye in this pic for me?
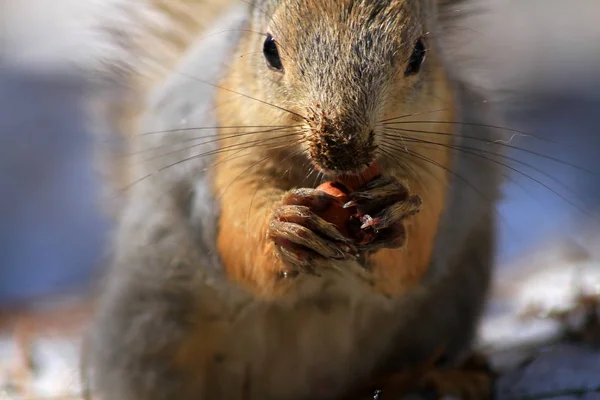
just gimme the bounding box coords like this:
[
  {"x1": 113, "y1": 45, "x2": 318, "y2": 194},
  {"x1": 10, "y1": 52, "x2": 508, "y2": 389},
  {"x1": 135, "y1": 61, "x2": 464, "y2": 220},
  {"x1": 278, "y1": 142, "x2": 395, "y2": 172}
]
[
  {"x1": 263, "y1": 34, "x2": 283, "y2": 71},
  {"x1": 404, "y1": 38, "x2": 427, "y2": 76}
]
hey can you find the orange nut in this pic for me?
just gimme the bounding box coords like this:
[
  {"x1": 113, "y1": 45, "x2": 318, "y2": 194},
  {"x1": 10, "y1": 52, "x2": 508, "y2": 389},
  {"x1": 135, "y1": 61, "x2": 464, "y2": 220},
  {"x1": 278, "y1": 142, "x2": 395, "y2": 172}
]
[
  {"x1": 315, "y1": 181, "x2": 353, "y2": 237},
  {"x1": 315, "y1": 164, "x2": 382, "y2": 245},
  {"x1": 337, "y1": 163, "x2": 382, "y2": 192}
]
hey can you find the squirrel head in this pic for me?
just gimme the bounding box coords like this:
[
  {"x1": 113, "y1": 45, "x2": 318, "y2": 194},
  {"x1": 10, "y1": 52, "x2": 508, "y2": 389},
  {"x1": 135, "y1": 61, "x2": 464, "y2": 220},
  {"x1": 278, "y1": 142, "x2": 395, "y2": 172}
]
[{"x1": 226, "y1": 0, "x2": 456, "y2": 176}]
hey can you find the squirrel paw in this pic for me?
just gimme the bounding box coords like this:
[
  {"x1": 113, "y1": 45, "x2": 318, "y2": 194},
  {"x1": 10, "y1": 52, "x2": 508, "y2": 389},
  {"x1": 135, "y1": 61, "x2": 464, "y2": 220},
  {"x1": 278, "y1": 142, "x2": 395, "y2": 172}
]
[
  {"x1": 346, "y1": 176, "x2": 422, "y2": 252},
  {"x1": 268, "y1": 188, "x2": 358, "y2": 275}
]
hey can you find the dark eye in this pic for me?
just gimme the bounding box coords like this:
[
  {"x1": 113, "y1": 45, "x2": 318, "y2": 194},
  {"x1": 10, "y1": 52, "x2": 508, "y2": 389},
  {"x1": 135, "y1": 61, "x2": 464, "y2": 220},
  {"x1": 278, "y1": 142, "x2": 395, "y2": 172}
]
[
  {"x1": 263, "y1": 34, "x2": 283, "y2": 71},
  {"x1": 404, "y1": 38, "x2": 427, "y2": 77}
]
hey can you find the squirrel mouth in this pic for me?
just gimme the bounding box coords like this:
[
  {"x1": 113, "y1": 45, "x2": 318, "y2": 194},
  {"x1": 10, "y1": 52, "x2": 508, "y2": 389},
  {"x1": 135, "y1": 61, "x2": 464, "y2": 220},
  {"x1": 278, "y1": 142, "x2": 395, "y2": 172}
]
[
  {"x1": 307, "y1": 138, "x2": 378, "y2": 177},
  {"x1": 314, "y1": 162, "x2": 381, "y2": 187}
]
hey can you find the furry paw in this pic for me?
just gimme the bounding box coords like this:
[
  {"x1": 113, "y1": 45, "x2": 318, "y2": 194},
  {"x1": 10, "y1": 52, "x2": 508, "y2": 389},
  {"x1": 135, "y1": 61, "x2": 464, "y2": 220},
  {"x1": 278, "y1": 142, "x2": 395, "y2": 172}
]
[
  {"x1": 345, "y1": 176, "x2": 422, "y2": 252},
  {"x1": 268, "y1": 188, "x2": 358, "y2": 275}
]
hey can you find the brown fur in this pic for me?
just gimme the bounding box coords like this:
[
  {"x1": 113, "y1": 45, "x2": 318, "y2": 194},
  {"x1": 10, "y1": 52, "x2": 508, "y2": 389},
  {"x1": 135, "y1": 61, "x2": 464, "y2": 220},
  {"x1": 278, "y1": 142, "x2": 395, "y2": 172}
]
[{"x1": 88, "y1": 0, "x2": 502, "y2": 399}]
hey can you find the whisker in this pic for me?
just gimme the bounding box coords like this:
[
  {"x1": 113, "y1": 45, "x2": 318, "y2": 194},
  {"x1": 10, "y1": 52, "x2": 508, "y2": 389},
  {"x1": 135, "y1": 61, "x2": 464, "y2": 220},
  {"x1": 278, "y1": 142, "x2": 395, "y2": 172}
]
[
  {"x1": 388, "y1": 145, "x2": 493, "y2": 208},
  {"x1": 208, "y1": 136, "x2": 307, "y2": 175},
  {"x1": 381, "y1": 120, "x2": 549, "y2": 144},
  {"x1": 119, "y1": 136, "x2": 305, "y2": 197},
  {"x1": 195, "y1": 28, "x2": 268, "y2": 43},
  {"x1": 381, "y1": 133, "x2": 596, "y2": 218},
  {"x1": 239, "y1": 0, "x2": 286, "y2": 50},
  {"x1": 378, "y1": 107, "x2": 453, "y2": 123},
  {"x1": 216, "y1": 141, "x2": 306, "y2": 202},
  {"x1": 182, "y1": 134, "x2": 305, "y2": 167},
  {"x1": 377, "y1": 146, "x2": 431, "y2": 198},
  {"x1": 139, "y1": 124, "x2": 299, "y2": 136},
  {"x1": 383, "y1": 132, "x2": 571, "y2": 189},
  {"x1": 384, "y1": 133, "x2": 586, "y2": 201},
  {"x1": 380, "y1": 137, "x2": 554, "y2": 209},
  {"x1": 377, "y1": 142, "x2": 427, "y2": 183},
  {"x1": 173, "y1": 70, "x2": 306, "y2": 121},
  {"x1": 133, "y1": 137, "x2": 304, "y2": 175},
  {"x1": 308, "y1": 167, "x2": 320, "y2": 189},
  {"x1": 132, "y1": 127, "x2": 302, "y2": 160},
  {"x1": 249, "y1": 147, "x2": 311, "y2": 226},
  {"x1": 382, "y1": 126, "x2": 599, "y2": 177},
  {"x1": 378, "y1": 141, "x2": 563, "y2": 239},
  {"x1": 239, "y1": 50, "x2": 263, "y2": 58}
]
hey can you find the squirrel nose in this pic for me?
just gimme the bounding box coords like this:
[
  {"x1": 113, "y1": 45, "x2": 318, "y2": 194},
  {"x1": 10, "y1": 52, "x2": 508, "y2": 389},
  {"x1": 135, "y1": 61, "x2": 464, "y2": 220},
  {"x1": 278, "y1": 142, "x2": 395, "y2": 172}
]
[
  {"x1": 306, "y1": 128, "x2": 376, "y2": 173},
  {"x1": 304, "y1": 104, "x2": 377, "y2": 172}
]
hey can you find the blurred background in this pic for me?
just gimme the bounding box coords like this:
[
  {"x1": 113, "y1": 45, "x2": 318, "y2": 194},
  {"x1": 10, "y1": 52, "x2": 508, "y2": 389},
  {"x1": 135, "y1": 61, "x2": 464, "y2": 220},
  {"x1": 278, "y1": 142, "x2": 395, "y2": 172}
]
[{"x1": 0, "y1": 0, "x2": 599, "y2": 397}]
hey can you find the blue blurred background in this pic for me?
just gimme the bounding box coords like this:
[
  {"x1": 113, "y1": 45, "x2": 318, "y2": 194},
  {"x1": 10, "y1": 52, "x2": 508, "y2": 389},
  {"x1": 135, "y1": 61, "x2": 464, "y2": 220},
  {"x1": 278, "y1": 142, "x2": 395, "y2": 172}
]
[{"x1": 0, "y1": 70, "x2": 110, "y2": 305}]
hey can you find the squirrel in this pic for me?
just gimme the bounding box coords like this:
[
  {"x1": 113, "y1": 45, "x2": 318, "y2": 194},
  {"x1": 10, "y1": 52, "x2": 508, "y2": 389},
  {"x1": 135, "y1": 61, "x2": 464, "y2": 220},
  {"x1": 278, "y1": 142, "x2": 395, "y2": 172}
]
[{"x1": 87, "y1": 0, "x2": 503, "y2": 399}]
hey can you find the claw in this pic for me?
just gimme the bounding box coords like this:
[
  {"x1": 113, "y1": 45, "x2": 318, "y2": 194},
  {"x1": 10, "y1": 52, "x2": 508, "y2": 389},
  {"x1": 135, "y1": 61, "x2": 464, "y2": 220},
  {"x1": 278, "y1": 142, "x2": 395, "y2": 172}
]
[
  {"x1": 357, "y1": 223, "x2": 407, "y2": 251},
  {"x1": 359, "y1": 176, "x2": 397, "y2": 191},
  {"x1": 282, "y1": 188, "x2": 337, "y2": 211},
  {"x1": 274, "y1": 205, "x2": 353, "y2": 244},
  {"x1": 361, "y1": 195, "x2": 422, "y2": 231},
  {"x1": 270, "y1": 221, "x2": 348, "y2": 259},
  {"x1": 359, "y1": 215, "x2": 376, "y2": 230},
  {"x1": 343, "y1": 200, "x2": 358, "y2": 209}
]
